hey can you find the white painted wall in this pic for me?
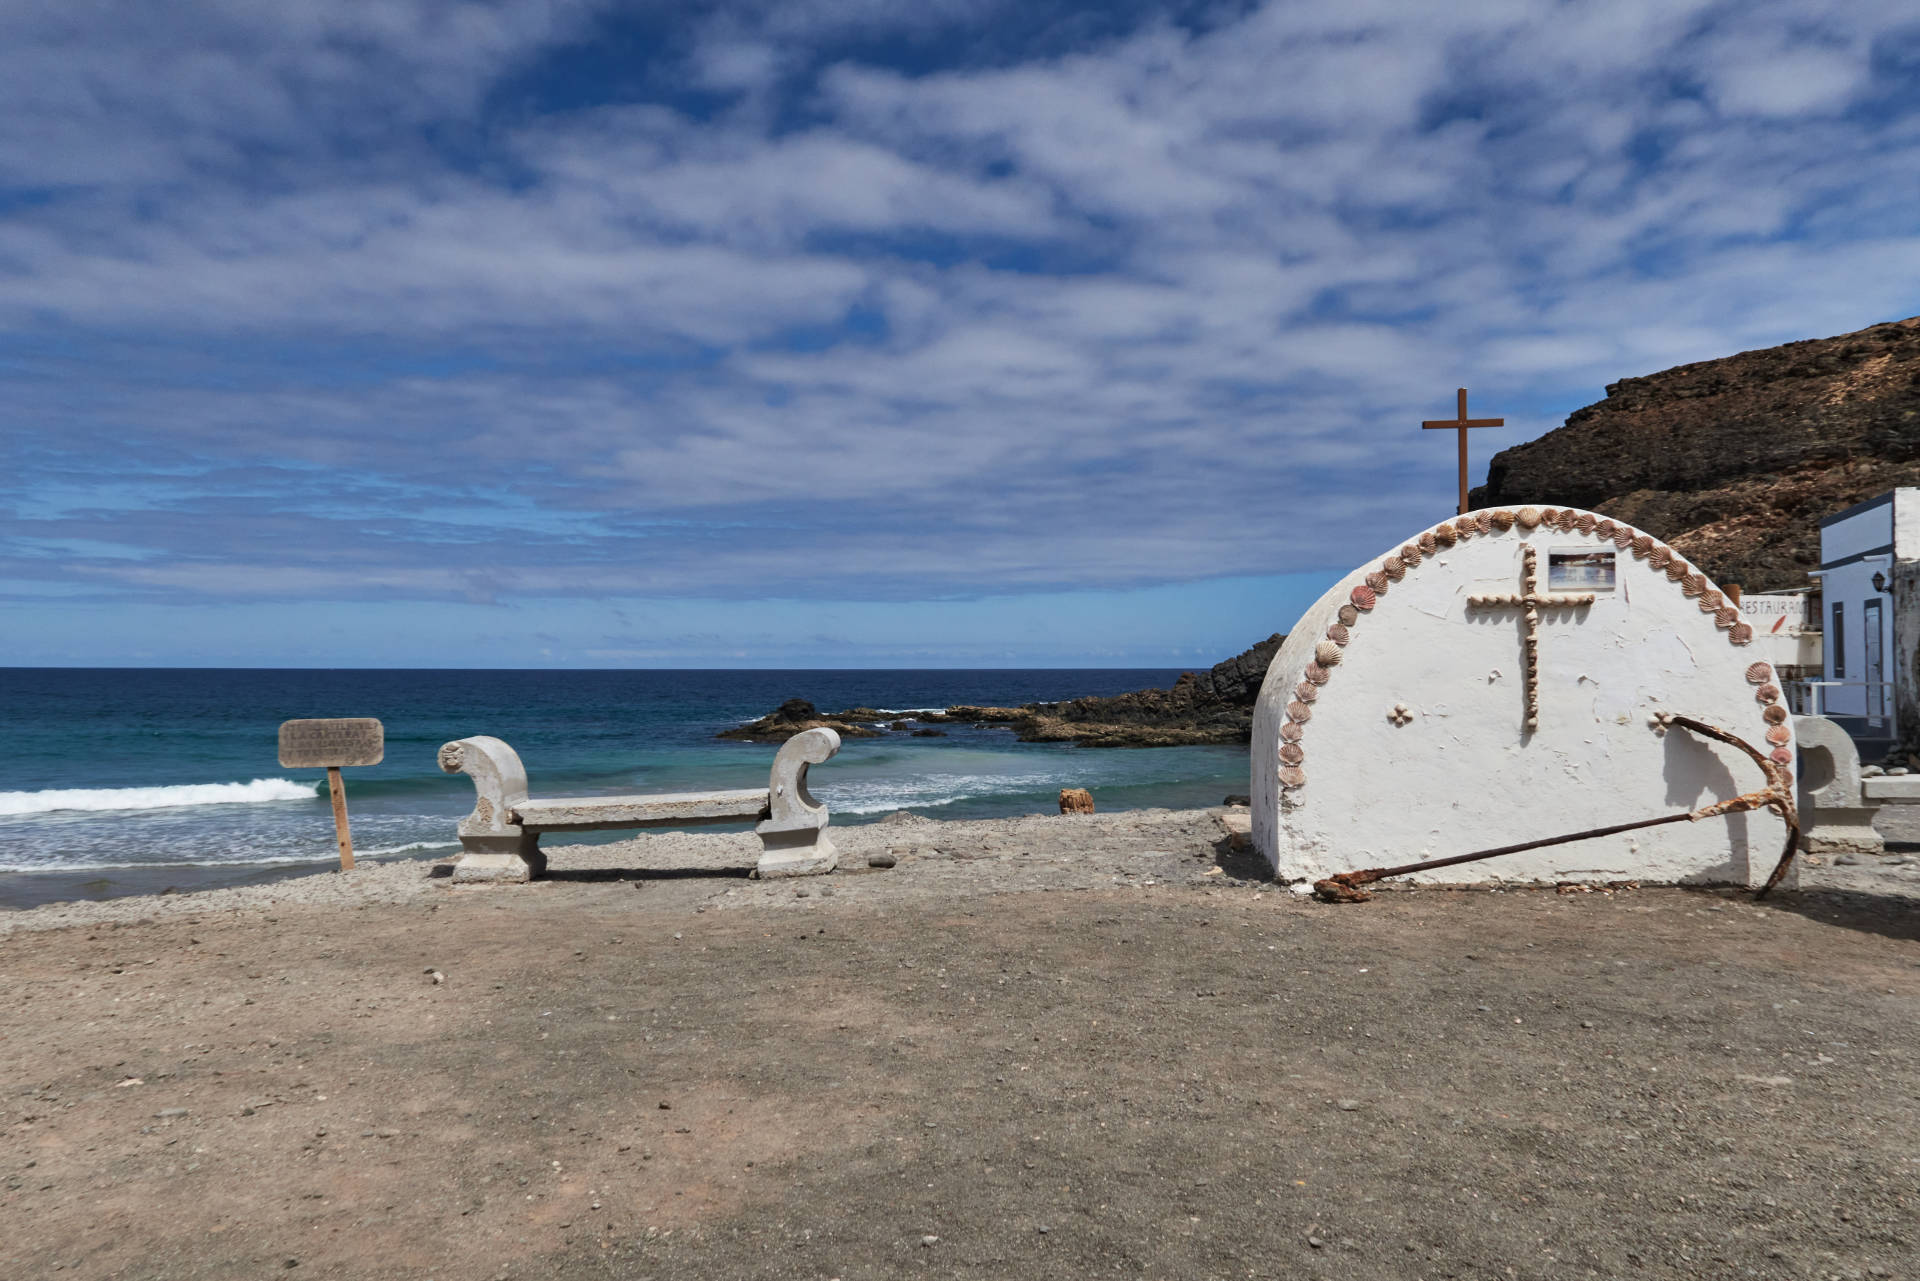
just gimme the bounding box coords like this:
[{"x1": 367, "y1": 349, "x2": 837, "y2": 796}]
[
  {"x1": 1739, "y1": 593, "x2": 1820, "y2": 671},
  {"x1": 1823, "y1": 495, "x2": 1895, "y2": 562},
  {"x1": 1252, "y1": 509, "x2": 1794, "y2": 888},
  {"x1": 1895, "y1": 488, "x2": 1920, "y2": 559},
  {"x1": 1815, "y1": 493, "x2": 1902, "y2": 725}
]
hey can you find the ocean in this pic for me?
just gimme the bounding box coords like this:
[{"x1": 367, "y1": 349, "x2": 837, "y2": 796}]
[{"x1": 0, "y1": 668, "x2": 1248, "y2": 909}]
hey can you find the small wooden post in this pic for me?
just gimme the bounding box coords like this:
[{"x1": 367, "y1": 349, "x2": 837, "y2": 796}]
[
  {"x1": 325, "y1": 766, "x2": 355, "y2": 871},
  {"x1": 278, "y1": 718, "x2": 383, "y2": 873}
]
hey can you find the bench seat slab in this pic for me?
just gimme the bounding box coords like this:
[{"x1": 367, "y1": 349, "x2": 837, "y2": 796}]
[{"x1": 514, "y1": 788, "x2": 770, "y2": 831}]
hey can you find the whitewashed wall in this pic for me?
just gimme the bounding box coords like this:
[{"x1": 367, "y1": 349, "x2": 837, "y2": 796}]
[
  {"x1": 1815, "y1": 493, "x2": 1901, "y2": 723},
  {"x1": 1252, "y1": 508, "x2": 1794, "y2": 888}
]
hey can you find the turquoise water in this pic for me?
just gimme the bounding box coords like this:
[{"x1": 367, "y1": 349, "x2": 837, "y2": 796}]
[{"x1": 0, "y1": 669, "x2": 1248, "y2": 906}]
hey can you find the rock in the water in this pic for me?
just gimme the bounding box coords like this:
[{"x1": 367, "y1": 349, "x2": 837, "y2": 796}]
[
  {"x1": 1059, "y1": 788, "x2": 1095, "y2": 815},
  {"x1": 717, "y1": 698, "x2": 884, "y2": 742},
  {"x1": 910, "y1": 728, "x2": 947, "y2": 737},
  {"x1": 724, "y1": 634, "x2": 1285, "y2": 749}
]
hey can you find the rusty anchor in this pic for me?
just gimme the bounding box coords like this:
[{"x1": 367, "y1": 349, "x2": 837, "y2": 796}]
[{"x1": 1312, "y1": 715, "x2": 1800, "y2": 903}]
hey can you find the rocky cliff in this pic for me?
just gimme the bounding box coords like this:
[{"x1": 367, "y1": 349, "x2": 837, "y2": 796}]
[
  {"x1": 1470, "y1": 315, "x2": 1920, "y2": 592},
  {"x1": 722, "y1": 633, "x2": 1285, "y2": 748}
]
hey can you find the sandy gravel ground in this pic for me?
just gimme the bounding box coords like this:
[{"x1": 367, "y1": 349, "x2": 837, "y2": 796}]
[{"x1": 3, "y1": 806, "x2": 1918, "y2": 1280}]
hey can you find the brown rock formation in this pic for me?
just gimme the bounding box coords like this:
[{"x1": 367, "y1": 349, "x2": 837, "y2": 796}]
[
  {"x1": 1058, "y1": 788, "x2": 1095, "y2": 814},
  {"x1": 1470, "y1": 315, "x2": 1920, "y2": 592}
]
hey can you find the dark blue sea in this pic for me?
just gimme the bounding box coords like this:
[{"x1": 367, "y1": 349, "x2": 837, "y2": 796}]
[{"x1": 0, "y1": 669, "x2": 1248, "y2": 908}]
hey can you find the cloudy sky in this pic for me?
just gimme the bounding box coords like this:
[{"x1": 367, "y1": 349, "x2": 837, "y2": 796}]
[{"x1": 6, "y1": 1, "x2": 1919, "y2": 667}]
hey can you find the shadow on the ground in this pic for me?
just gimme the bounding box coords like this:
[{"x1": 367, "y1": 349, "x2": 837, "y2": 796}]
[
  {"x1": 543, "y1": 866, "x2": 757, "y2": 883},
  {"x1": 1742, "y1": 885, "x2": 1920, "y2": 944},
  {"x1": 426, "y1": 863, "x2": 757, "y2": 883},
  {"x1": 1211, "y1": 832, "x2": 1275, "y2": 882}
]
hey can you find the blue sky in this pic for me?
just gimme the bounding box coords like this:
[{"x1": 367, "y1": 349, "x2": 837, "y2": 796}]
[{"x1": 6, "y1": 1, "x2": 1920, "y2": 668}]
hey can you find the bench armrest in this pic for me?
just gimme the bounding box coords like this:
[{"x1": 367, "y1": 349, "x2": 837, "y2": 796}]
[
  {"x1": 759, "y1": 727, "x2": 840, "y2": 836},
  {"x1": 439, "y1": 736, "x2": 531, "y2": 840}
]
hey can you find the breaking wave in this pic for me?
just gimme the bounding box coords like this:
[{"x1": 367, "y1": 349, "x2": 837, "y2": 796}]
[
  {"x1": 819, "y1": 772, "x2": 1077, "y2": 815},
  {"x1": 0, "y1": 839, "x2": 459, "y2": 874},
  {"x1": 0, "y1": 778, "x2": 320, "y2": 818}
]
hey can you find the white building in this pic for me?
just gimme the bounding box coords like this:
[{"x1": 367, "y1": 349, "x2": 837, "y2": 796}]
[
  {"x1": 1738, "y1": 590, "x2": 1820, "y2": 677},
  {"x1": 1807, "y1": 489, "x2": 1917, "y2": 755}
]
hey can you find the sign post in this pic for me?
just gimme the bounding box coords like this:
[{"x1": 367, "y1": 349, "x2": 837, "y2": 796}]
[{"x1": 278, "y1": 718, "x2": 384, "y2": 871}]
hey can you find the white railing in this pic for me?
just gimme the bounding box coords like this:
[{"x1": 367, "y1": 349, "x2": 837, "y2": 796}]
[{"x1": 1785, "y1": 680, "x2": 1895, "y2": 726}]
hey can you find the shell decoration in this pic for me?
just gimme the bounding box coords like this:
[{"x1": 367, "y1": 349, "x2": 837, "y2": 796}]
[
  {"x1": 1278, "y1": 765, "x2": 1307, "y2": 789},
  {"x1": 1280, "y1": 510, "x2": 1793, "y2": 763}
]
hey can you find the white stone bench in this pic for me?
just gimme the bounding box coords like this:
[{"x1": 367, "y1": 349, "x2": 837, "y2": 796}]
[
  {"x1": 1792, "y1": 715, "x2": 1920, "y2": 854},
  {"x1": 437, "y1": 728, "x2": 841, "y2": 882}
]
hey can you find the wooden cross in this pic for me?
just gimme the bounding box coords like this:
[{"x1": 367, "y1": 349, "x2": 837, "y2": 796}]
[
  {"x1": 1422, "y1": 387, "x2": 1504, "y2": 515},
  {"x1": 1467, "y1": 545, "x2": 1595, "y2": 732}
]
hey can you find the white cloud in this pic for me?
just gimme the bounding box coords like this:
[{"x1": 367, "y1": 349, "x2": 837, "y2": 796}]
[{"x1": 5, "y1": 0, "x2": 1920, "y2": 610}]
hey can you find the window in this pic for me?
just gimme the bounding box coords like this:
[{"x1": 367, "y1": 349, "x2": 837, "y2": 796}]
[{"x1": 1831, "y1": 601, "x2": 1846, "y2": 679}]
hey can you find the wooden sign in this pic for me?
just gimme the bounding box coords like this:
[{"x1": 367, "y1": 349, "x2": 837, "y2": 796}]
[
  {"x1": 278, "y1": 718, "x2": 384, "y2": 871},
  {"x1": 278, "y1": 718, "x2": 384, "y2": 768}
]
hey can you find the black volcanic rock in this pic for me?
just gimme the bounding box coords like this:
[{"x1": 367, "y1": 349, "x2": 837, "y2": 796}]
[
  {"x1": 727, "y1": 634, "x2": 1286, "y2": 749},
  {"x1": 717, "y1": 698, "x2": 884, "y2": 742},
  {"x1": 1471, "y1": 315, "x2": 1920, "y2": 592}
]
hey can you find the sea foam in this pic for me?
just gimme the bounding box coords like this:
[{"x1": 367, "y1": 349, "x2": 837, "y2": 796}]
[{"x1": 0, "y1": 778, "x2": 320, "y2": 817}]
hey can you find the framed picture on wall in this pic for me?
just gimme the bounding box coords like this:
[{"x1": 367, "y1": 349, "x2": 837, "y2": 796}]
[{"x1": 1548, "y1": 550, "x2": 1616, "y2": 591}]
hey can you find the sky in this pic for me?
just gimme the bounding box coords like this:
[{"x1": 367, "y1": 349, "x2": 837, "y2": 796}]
[{"x1": 6, "y1": 1, "x2": 1920, "y2": 668}]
